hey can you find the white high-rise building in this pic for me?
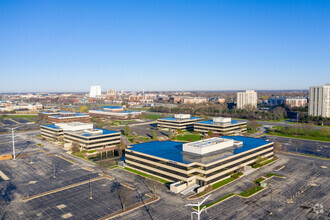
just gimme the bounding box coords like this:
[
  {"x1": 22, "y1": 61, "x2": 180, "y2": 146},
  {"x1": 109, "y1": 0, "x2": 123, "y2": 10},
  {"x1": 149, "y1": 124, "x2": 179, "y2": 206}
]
[
  {"x1": 308, "y1": 84, "x2": 330, "y2": 118},
  {"x1": 89, "y1": 86, "x2": 101, "y2": 98},
  {"x1": 237, "y1": 90, "x2": 257, "y2": 109}
]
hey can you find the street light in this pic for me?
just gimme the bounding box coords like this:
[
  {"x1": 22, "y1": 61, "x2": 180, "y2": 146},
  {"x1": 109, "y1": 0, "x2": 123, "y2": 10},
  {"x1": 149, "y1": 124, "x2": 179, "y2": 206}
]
[
  {"x1": 11, "y1": 127, "x2": 18, "y2": 160},
  {"x1": 186, "y1": 194, "x2": 211, "y2": 220}
]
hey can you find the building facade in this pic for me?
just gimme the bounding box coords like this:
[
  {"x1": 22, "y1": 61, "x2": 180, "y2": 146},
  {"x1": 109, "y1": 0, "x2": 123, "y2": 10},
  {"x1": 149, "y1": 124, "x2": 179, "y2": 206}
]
[
  {"x1": 48, "y1": 112, "x2": 90, "y2": 123},
  {"x1": 237, "y1": 90, "x2": 257, "y2": 109},
  {"x1": 40, "y1": 122, "x2": 121, "y2": 150},
  {"x1": 89, "y1": 86, "x2": 101, "y2": 98},
  {"x1": 309, "y1": 84, "x2": 330, "y2": 117},
  {"x1": 125, "y1": 136, "x2": 274, "y2": 191},
  {"x1": 157, "y1": 114, "x2": 202, "y2": 131},
  {"x1": 194, "y1": 117, "x2": 247, "y2": 135},
  {"x1": 89, "y1": 106, "x2": 141, "y2": 120}
]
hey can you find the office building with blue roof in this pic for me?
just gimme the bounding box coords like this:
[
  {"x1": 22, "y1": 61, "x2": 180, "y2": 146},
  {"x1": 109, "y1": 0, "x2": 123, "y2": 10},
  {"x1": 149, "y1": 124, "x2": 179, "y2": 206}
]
[
  {"x1": 125, "y1": 136, "x2": 274, "y2": 192},
  {"x1": 194, "y1": 117, "x2": 247, "y2": 136},
  {"x1": 89, "y1": 106, "x2": 141, "y2": 120},
  {"x1": 40, "y1": 122, "x2": 120, "y2": 150},
  {"x1": 157, "y1": 114, "x2": 202, "y2": 131},
  {"x1": 39, "y1": 109, "x2": 90, "y2": 123}
]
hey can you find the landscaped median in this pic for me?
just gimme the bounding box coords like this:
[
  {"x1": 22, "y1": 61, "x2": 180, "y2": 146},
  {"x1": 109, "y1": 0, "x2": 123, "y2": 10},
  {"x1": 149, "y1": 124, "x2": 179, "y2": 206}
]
[
  {"x1": 193, "y1": 185, "x2": 266, "y2": 210},
  {"x1": 192, "y1": 173, "x2": 285, "y2": 210},
  {"x1": 189, "y1": 172, "x2": 243, "y2": 199},
  {"x1": 123, "y1": 167, "x2": 171, "y2": 184}
]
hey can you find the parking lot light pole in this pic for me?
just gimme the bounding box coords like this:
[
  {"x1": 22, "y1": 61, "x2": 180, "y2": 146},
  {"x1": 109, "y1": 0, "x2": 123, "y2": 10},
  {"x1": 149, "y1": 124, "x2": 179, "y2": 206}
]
[
  {"x1": 11, "y1": 127, "x2": 18, "y2": 160},
  {"x1": 186, "y1": 194, "x2": 211, "y2": 220}
]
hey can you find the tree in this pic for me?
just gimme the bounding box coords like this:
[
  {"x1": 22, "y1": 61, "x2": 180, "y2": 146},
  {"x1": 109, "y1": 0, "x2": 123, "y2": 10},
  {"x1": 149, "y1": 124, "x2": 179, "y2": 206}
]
[
  {"x1": 168, "y1": 128, "x2": 172, "y2": 138},
  {"x1": 116, "y1": 185, "x2": 129, "y2": 210},
  {"x1": 152, "y1": 130, "x2": 157, "y2": 140},
  {"x1": 250, "y1": 120, "x2": 259, "y2": 131},
  {"x1": 80, "y1": 106, "x2": 87, "y2": 113},
  {"x1": 208, "y1": 130, "x2": 214, "y2": 137},
  {"x1": 71, "y1": 142, "x2": 80, "y2": 153},
  {"x1": 124, "y1": 125, "x2": 131, "y2": 136},
  {"x1": 274, "y1": 142, "x2": 282, "y2": 152}
]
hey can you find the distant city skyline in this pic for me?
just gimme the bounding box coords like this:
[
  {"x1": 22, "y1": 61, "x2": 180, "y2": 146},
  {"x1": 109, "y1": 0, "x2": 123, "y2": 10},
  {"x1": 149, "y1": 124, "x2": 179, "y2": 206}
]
[{"x1": 1, "y1": 1, "x2": 329, "y2": 92}]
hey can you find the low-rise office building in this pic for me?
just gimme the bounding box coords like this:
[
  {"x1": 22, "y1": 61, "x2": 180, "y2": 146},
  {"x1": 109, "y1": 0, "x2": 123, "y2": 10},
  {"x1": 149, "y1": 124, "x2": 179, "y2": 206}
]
[
  {"x1": 48, "y1": 112, "x2": 90, "y2": 123},
  {"x1": 157, "y1": 114, "x2": 201, "y2": 131},
  {"x1": 40, "y1": 122, "x2": 121, "y2": 150},
  {"x1": 89, "y1": 106, "x2": 141, "y2": 120},
  {"x1": 125, "y1": 136, "x2": 274, "y2": 192},
  {"x1": 39, "y1": 110, "x2": 90, "y2": 123},
  {"x1": 194, "y1": 117, "x2": 247, "y2": 135}
]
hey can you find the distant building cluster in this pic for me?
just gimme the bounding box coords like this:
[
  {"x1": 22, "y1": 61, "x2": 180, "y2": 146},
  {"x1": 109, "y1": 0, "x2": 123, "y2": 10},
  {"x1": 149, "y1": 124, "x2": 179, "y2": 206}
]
[{"x1": 268, "y1": 97, "x2": 307, "y2": 107}]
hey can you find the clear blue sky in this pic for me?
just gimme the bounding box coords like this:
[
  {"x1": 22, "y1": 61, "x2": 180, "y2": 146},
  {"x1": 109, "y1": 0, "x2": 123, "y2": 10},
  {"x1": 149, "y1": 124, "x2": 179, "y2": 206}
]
[{"x1": 0, "y1": 0, "x2": 329, "y2": 92}]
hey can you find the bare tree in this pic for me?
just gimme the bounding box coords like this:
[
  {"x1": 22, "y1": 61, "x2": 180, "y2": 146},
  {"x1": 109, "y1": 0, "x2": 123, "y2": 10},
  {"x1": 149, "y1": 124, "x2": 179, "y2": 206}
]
[
  {"x1": 71, "y1": 142, "x2": 80, "y2": 153},
  {"x1": 274, "y1": 142, "x2": 282, "y2": 152},
  {"x1": 116, "y1": 185, "x2": 129, "y2": 210},
  {"x1": 251, "y1": 120, "x2": 259, "y2": 130}
]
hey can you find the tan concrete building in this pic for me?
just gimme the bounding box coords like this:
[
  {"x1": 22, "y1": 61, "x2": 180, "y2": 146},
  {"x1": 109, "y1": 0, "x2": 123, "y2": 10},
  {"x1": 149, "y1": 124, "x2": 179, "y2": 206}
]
[
  {"x1": 309, "y1": 84, "x2": 330, "y2": 118},
  {"x1": 237, "y1": 90, "x2": 257, "y2": 109},
  {"x1": 157, "y1": 114, "x2": 202, "y2": 131},
  {"x1": 194, "y1": 117, "x2": 247, "y2": 135},
  {"x1": 125, "y1": 136, "x2": 274, "y2": 192},
  {"x1": 40, "y1": 122, "x2": 120, "y2": 150}
]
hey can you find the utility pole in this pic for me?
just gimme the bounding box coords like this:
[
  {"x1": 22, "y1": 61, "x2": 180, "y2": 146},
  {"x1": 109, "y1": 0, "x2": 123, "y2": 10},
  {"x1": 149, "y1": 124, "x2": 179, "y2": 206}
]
[
  {"x1": 186, "y1": 194, "x2": 211, "y2": 220},
  {"x1": 89, "y1": 178, "x2": 93, "y2": 199},
  {"x1": 11, "y1": 127, "x2": 18, "y2": 160}
]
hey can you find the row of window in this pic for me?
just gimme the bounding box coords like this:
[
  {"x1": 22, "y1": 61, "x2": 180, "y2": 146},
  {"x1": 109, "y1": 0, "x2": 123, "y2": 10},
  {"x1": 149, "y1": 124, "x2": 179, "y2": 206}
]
[
  {"x1": 64, "y1": 136, "x2": 120, "y2": 146},
  {"x1": 127, "y1": 163, "x2": 179, "y2": 182},
  {"x1": 206, "y1": 149, "x2": 274, "y2": 178},
  {"x1": 126, "y1": 156, "x2": 189, "y2": 178},
  {"x1": 205, "y1": 145, "x2": 273, "y2": 170}
]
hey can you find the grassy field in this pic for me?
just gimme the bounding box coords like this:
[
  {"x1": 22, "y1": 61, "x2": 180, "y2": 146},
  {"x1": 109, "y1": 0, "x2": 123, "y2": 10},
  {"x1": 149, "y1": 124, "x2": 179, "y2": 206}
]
[
  {"x1": 177, "y1": 133, "x2": 202, "y2": 142},
  {"x1": 0, "y1": 115, "x2": 37, "y2": 119},
  {"x1": 143, "y1": 114, "x2": 163, "y2": 120},
  {"x1": 268, "y1": 133, "x2": 330, "y2": 142},
  {"x1": 124, "y1": 167, "x2": 171, "y2": 184}
]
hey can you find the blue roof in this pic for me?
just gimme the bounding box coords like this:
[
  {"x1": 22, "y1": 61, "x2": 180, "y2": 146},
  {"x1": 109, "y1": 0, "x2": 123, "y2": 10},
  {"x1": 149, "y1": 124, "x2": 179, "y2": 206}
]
[
  {"x1": 196, "y1": 120, "x2": 244, "y2": 125},
  {"x1": 103, "y1": 106, "x2": 122, "y2": 109},
  {"x1": 159, "y1": 117, "x2": 201, "y2": 121},
  {"x1": 128, "y1": 136, "x2": 271, "y2": 165},
  {"x1": 81, "y1": 129, "x2": 119, "y2": 137},
  {"x1": 42, "y1": 124, "x2": 60, "y2": 129}
]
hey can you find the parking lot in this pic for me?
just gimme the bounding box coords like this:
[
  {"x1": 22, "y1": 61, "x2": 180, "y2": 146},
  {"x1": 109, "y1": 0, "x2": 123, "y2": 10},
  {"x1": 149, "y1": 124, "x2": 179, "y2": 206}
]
[
  {"x1": 1, "y1": 130, "x2": 329, "y2": 220},
  {"x1": 0, "y1": 116, "x2": 40, "y2": 133},
  {"x1": 264, "y1": 135, "x2": 330, "y2": 158},
  {"x1": 0, "y1": 132, "x2": 153, "y2": 220}
]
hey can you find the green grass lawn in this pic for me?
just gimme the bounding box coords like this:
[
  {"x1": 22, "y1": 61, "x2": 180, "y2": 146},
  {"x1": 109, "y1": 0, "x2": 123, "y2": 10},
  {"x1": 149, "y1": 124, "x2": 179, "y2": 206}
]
[
  {"x1": 252, "y1": 158, "x2": 277, "y2": 168},
  {"x1": 194, "y1": 193, "x2": 235, "y2": 210},
  {"x1": 124, "y1": 167, "x2": 171, "y2": 184},
  {"x1": 0, "y1": 114, "x2": 37, "y2": 119},
  {"x1": 212, "y1": 177, "x2": 235, "y2": 189},
  {"x1": 253, "y1": 178, "x2": 265, "y2": 183},
  {"x1": 238, "y1": 186, "x2": 263, "y2": 197},
  {"x1": 143, "y1": 114, "x2": 162, "y2": 120},
  {"x1": 266, "y1": 173, "x2": 284, "y2": 178},
  {"x1": 268, "y1": 133, "x2": 330, "y2": 142},
  {"x1": 177, "y1": 133, "x2": 202, "y2": 142}
]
